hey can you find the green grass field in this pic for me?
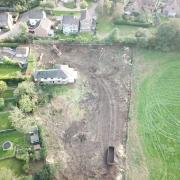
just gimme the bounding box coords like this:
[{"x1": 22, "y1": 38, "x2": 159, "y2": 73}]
[
  {"x1": 132, "y1": 49, "x2": 180, "y2": 179},
  {"x1": 52, "y1": 10, "x2": 80, "y2": 16},
  {"x1": 0, "y1": 112, "x2": 12, "y2": 131},
  {"x1": 0, "y1": 131, "x2": 29, "y2": 159},
  {"x1": 0, "y1": 65, "x2": 21, "y2": 80},
  {"x1": 0, "y1": 158, "x2": 24, "y2": 175}
]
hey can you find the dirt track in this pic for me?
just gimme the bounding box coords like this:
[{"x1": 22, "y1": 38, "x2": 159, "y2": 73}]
[{"x1": 32, "y1": 44, "x2": 132, "y2": 180}]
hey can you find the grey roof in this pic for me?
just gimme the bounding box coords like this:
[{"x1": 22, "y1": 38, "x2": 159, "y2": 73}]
[
  {"x1": 30, "y1": 127, "x2": 40, "y2": 144},
  {"x1": 30, "y1": 133, "x2": 40, "y2": 144},
  {"x1": 29, "y1": 10, "x2": 45, "y2": 19},
  {"x1": 34, "y1": 69, "x2": 67, "y2": 80},
  {"x1": 80, "y1": 10, "x2": 87, "y2": 20},
  {"x1": 0, "y1": 12, "x2": 9, "y2": 25},
  {"x1": 63, "y1": 16, "x2": 79, "y2": 26}
]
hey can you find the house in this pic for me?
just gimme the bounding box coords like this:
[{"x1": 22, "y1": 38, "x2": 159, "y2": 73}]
[
  {"x1": 62, "y1": 16, "x2": 79, "y2": 35},
  {"x1": 33, "y1": 65, "x2": 78, "y2": 84},
  {"x1": 124, "y1": 0, "x2": 142, "y2": 15},
  {"x1": 29, "y1": 127, "x2": 40, "y2": 145},
  {"x1": 124, "y1": 0, "x2": 158, "y2": 15},
  {"x1": 29, "y1": 18, "x2": 54, "y2": 37},
  {"x1": 0, "y1": 46, "x2": 29, "y2": 68},
  {"x1": 0, "y1": 12, "x2": 13, "y2": 30},
  {"x1": 80, "y1": 10, "x2": 94, "y2": 33},
  {"x1": 28, "y1": 10, "x2": 46, "y2": 26},
  {"x1": 162, "y1": 0, "x2": 180, "y2": 17}
]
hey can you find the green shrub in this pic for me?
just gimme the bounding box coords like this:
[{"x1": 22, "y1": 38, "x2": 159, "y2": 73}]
[
  {"x1": 34, "y1": 165, "x2": 55, "y2": 180},
  {"x1": 114, "y1": 17, "x2": 152, "y2": 28},
  {"x1": 63, "y1": 2, "x2": 76, "y2": 9},
  {"x1": 2, "y1": 56, "x2": 17, "y2": 65},
  {"x1": 41, "y1": 2, "x2": 55, "y2": 9},
  {"x1": 80, "y1": 1, "x2": 88, "y2": 9},
  {"x1": 23, "y1": 163, "x2": 30, "y2": 174}
]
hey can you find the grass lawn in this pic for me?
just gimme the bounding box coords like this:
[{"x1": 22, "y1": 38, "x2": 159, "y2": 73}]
[
  {"x1": 0, "y1": 112, "x2": 12, "y2": 131},
  {"x1": 0, "y1": 158, "x2": 24, "y2": 176},
  {"x1": 0, "y1": 131, "x2": 29, "y2": 159},
  {"x1": 128, "y1": 49, "x2": 180, "y2": 180},
  {"x1": 97, "y1": 16, "x2": 140, "y2": 39},
  {"x1": 52, "y1": 10, "x2": 80, "y2": 16},
  {"x1": 0, "y1": 64, "x2": 21, "y2": 80}
]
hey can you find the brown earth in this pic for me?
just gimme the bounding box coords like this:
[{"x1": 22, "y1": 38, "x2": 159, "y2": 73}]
[{"x1": 32, "y1": 44, "x2": 132, "y2": 180}]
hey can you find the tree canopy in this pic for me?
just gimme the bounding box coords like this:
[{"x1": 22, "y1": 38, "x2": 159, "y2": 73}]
[
  {"x1": 0, "y1": 0, "x2": 41, "y2": 12},
  {"x1": 155, "y1": 20, "x2": 180, "y2": 51},
  {"x1": 0, "y1": 167, "x2": 17, "y2": 180},
  {"x1": 0, "y1": 81, "x2": 7, "y2": 94}
]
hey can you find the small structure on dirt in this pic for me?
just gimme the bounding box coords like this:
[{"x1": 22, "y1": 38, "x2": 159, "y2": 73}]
[
  {"x1": 33, "y1": 65, "x2": 78, "y2": 84},
  {"x1": 2, "y1": 141, "x2": 13, "y2": 151},
  {"x1": 107, "y1": 146, "x2": 115, "y2": 165},
  {"x1": 34, "y1": 144, "x2": 41, "y2": 151},
  {"x1": 29, "y1": 127, "x2": 40, "y2": 144}
]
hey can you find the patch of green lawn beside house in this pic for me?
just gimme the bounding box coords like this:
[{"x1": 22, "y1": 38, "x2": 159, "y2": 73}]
[
  {"x1": 0, "y1": 158, "x2": 24, "y2": 176},
  {"x1": 0, "y1": 131, "x2": 29, "y2": 159},
  {"x1": 0, "y1": 112, "x2": 12, "y2": 131},
  {"x1": 0, "y1": 65, "x2": 21, "y2": 80}
]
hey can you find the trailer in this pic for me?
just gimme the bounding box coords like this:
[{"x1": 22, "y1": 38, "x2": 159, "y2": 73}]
[{"x1": 107, "y1": 146, "x2": 115, "y2": 165}]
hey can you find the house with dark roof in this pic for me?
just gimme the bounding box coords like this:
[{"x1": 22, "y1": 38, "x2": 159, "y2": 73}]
[
  {"x1": 28, "y1": 10, "x2": 46, "y2": 27},
  {"x1": 162, "y1": 0, "x2": 180, "y2": 17},
  {"x1": 0, "y1": 12, "x2": 13, "y2": 30},
  {"x1": 62, "y1": 16, "x2": 79, "y2": 35},
  {"x1": 124, "y1": 0, "x2": 158, "y2": 15},
  {"x1": 0, "y1": 46, "x2": 29, "y2": 68},
  {"x1": 80, "y1": 10, "x2": 95, "y2": 33},
  {"x1": 33, "y1": 65, "x2": 78, "y2": 84}
]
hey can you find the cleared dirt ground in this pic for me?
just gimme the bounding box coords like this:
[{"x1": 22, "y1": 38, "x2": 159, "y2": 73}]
[{"x1": 32, "y1": 44, "x2": 132, "y2": 180}]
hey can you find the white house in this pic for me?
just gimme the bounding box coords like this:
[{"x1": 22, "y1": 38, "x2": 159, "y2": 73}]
[
  {"x1": 62, "y1": 16, "x2": 79, "y2": 35},
  {"x1": 33, "y1": 65, "x2": 78, "y2": 84}
]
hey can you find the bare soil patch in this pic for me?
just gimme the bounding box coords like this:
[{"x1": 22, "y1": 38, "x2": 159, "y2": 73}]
[{"x1": 32, "y1": 44, "x2": 132, "y2": 180}]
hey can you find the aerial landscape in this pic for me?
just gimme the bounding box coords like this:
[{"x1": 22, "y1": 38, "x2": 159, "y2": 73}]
[{"x1": 0, "y1": 0, "x2": 179, "y2": 179}]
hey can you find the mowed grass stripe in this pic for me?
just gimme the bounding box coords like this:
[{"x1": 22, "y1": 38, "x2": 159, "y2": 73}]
[{"x1": 138, "y1": 51, "x2": 180, "y2": 180}]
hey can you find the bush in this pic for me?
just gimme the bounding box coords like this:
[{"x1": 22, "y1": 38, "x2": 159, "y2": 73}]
[
  {"x1": 2, "y1": 56, "x2": 17, "y2": 65},
  {"x1": 114, "y1": 17, "x2": 152, "y2": 28},
  {"x1": 63, "y1": 2, "x2": 76, "y2": 9},
  {"x1": 80, "y1": 1, "x2": 88, "y2": 9},
  {"x1": 34, "y1": 165, "x2": 55, "y2": 180},
  {"x1": 23, "y1": 163, "x2": 30, "y2": 174},
  {"x1": 0, "y1": 98, "x2": 5, "y2": 110}
]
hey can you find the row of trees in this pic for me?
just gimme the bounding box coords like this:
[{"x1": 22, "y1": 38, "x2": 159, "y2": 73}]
[
  {"x1": 0, "y1": 0, "x2": 41, "y2": 12},
  {"x1": 107, "y1": 20, "x2": 180, "y2": 52},
  {"x1": 10, "y1": 81, "x2": 48, "y2": 133}
]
